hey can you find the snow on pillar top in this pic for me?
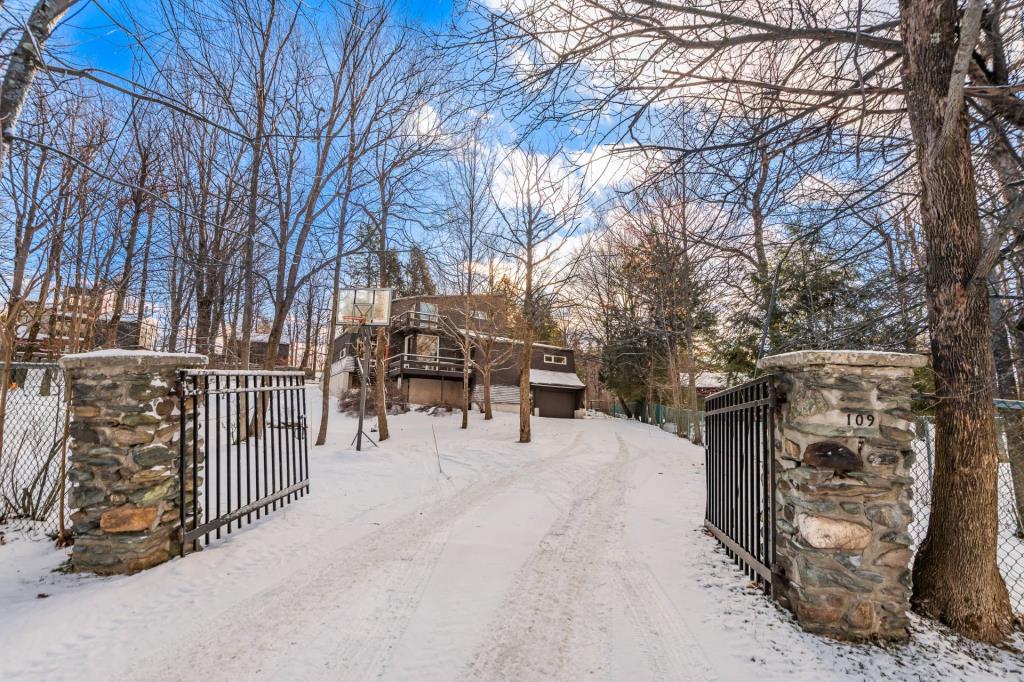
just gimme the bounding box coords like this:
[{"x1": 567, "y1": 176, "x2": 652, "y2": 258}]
[
  {"x1": 60, "y1": 349, "x2": 208, "y2": 371},
  {"x1": 757, "y1": 349, "x2": 927, "y2": 372}
]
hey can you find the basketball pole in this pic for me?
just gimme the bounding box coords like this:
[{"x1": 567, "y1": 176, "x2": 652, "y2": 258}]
[
  {"x1": 340, "y1": 287, "x2": 391, "y2": 451},
  {"x1": 356, "y1": 325, "x2": 371, "y2": 451}
]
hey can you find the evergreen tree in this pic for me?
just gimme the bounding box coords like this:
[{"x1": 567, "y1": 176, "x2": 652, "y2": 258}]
[
  {"x1": 348, "y1": 222, "x2": 404, "y2": 292},
  {"x1": 404, "y1": 246, "x2": 436, "y2": 296}
]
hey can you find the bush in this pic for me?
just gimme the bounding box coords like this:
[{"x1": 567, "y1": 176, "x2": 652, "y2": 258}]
[
  {"x1": 337, "y1": 388, "x2": 409, "y2": 416},
  {"x1": 415, "y1": 402, "x2": 455, "y2": 417}
]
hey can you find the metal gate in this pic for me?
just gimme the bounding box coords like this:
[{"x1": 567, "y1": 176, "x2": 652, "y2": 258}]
[
  {"x1": 704, "y1": 376, "x2": 776, "y2": 590},
  {"x1": 178, "y1": 370, "x2": 309, "y2": 553}
]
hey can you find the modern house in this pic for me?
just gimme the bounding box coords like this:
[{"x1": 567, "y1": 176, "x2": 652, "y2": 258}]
[{"x1": 331, "y1": 294, "x2": 586, "y2": 418}]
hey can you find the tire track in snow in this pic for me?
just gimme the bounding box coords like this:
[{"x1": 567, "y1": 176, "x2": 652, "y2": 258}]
[
  {"x1": 124, "y1": 431, "x2": 590, "y2": 681},
  {"x1": 611, "y1": 555, "x2": 718, "y2": 681},
  {"x1": 464, "y1": 433, "x2": 630, "y2": 680},
  {"x1": 610, "y1": 432, "x2": 718, "y2": 682}
]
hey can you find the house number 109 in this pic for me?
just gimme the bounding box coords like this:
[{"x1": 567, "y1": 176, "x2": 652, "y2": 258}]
[{"x1": 847, "y1": 414, "x2": 876, "y2": 427}]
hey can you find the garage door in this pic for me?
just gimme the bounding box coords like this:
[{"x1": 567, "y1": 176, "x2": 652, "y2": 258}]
[{"x1": 534, "y1": 389, "x2": 575, "y2": 418}]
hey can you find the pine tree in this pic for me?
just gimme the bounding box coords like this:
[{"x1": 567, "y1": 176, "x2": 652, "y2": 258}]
[{"x1": 405, "y1": 246, "x2": 436, "y2": 296}]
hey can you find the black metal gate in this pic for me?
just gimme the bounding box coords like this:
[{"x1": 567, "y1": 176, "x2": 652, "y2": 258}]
[
  {"x1": 178, "y1": 370, "x2": 309, "y2": 554},
  {"x1": 704, "y1": 376, "x2": 776, "y2": 590}
]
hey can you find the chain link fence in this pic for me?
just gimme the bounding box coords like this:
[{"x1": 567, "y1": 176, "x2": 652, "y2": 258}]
[
  {"x1": 0, "y1": 362, "x2": 68, "y2": 536},
  {"x1": 603, "y1": 400, "x2": 706, "y2": 441},
  {"x1": 910, "y1": 410, "x2": 1024, "y2": 615}
]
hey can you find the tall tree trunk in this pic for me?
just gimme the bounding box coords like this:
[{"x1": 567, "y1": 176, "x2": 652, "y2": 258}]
[
  {"x1": 519, "y1": 257, "x2": 534, "y2": 443},
  {"x1": 316, "y1": 255, "x2": 342, "y2": 447},
  {"x1": 240, "y1": 135, "x2": 264, "y2": 369},
  {"x1": 462, "y1": 341, "x2": 471, "y2": 429},
  {"x1": 518, "y1": 331, "x2": 532, "y2": 443},
  {"x1": 195, "y1": 293, "x2": 215, "y2": 358},
  {"x1": 483, "y1": 362, "x2": 493, "y2": 420},
  {"x1": 300, "y1": 292, "x2": 315, "y2": 371},
  {"x1": 373, "y1": 195, "x2": 391, "y2": 441},
  {"x1": 374, "y1": 327, "x2": 390, "y2": 441},
  {"x1": 684, "y1": 310, "x2": 703, "y2": 445},
  {"x1": 135, "y1": 208, "x2": 155, "y2": 346},
  {"x1": 901, "y1": 0, "x2": 1013, "y2": 641},
  {"x1": 106, "y1": 179, "x2": 146, "y2": 348},
  {"x1": 667, "y1": 342, "x2": 684, "y2": 438},
  {"x1": 0, "y1": 1, "x2": 79, "y2": 168},
  {"x1": 461, "y1": 293, "x2": 471, "y2": 429}
]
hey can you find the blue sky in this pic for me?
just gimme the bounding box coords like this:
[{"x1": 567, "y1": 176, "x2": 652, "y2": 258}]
[{"x1": 59, "y1": 1, "x2": 454, "y2": 75}]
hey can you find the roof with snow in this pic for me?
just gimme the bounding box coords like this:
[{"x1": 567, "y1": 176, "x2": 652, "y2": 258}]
[
  {"x1": 530, "y1": 369, "x2": 585, "y2": 390},
  {"x1": 464, "y1": 329, "x2": 570, "y2": 351},
  {"x1": 680, "y1": 372, "x2": 729, "y2": 390}
]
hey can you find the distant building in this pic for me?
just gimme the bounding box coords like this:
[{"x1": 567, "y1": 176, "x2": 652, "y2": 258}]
[
  {"x1": 11, "y1": 285, "x2": 158, "y2": 359},
  {"x1": 679, "y1": 372, "x2": 731, "y2": 398},
  {"x1": 332, "y1": 293, "x2": 586, "y2": 418},
  {"x1": 220, "y1": 332, "x2": 291, "y2": 368}
]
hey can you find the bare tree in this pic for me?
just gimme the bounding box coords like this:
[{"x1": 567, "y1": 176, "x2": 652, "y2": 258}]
[
  {"x1": 491, "y1": 147, "x2": 587, "y2": 442},
  {"x1": 438, "y1": 120, "x2": 498, "y2": 428}
]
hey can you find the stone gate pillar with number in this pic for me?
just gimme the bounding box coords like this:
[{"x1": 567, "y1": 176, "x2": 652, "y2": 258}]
[
  {"x1": 60, "y1": 350, "x2": 207, "y2": 574},
  {"x1": 758, "y1": 350, "x2": 926, "y2": 640}
]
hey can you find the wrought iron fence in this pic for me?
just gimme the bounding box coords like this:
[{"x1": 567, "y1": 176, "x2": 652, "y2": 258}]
[
  {"x1": 0, "y1": 362, "x2": 68, "y2": 534},
  {"x1": 704, "y1": 377, "x2": 776, "y2": 590},
  {"x1": 179, "y1": 370, "x2": 309, "y2": 553},
  {"x1": 910, "y1": 410, "x2": 1024, "y2": 614}
]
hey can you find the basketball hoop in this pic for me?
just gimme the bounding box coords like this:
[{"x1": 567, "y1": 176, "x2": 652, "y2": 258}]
[
  {"x1": 337, "y1": 287, "x2": 393, "y2": 328},
  {"x1": 335, "y1": 287, "x2": 393, "y2": 453},
  {"x1": 340, "y1": 314, "x2": 366, "y2": 329}
]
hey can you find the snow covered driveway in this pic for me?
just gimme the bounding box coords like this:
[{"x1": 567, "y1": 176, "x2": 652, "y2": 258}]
[{"x1": 2, "y1": 404, "x2": 1023, "y2": 681}]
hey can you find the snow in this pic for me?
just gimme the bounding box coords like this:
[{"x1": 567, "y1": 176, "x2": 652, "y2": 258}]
[
  {"x1": 680, "y1": 371, "x2": 729, "y2": 390},
  {"x1": 464, "y1": 328, "x2": 571, "y2": 351},
  {"x1": 529, "y1": 368, "x2": 585, "y2": 388},
  {"x1": 1, "y1": 395, "x2": 1023, "y2": 681}
]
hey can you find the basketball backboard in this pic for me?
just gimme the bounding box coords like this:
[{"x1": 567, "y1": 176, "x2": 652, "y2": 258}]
[{"x1": 338, "y1": 287, "x2": 393, "y2": 328}]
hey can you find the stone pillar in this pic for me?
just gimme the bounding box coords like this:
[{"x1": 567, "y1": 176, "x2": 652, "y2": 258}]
[
  {"x1": 60, "y1": 350, "x2": 207, "y2": 574},
  {"x1": 758, "y1": 350, "x2": 926, "y2": 640}
]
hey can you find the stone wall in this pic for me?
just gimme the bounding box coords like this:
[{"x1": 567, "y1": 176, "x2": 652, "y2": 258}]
[
  {"x1": 60, "y1": 350, "x2": 207, "y2": 574},
  {"x1": 758, "y1": 350, "x2": 926, "y2": 640}
]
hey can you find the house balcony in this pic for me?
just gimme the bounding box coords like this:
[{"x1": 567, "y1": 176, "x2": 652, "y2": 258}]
[
  {"x1": 392, "y1": 310, "x2": 443, "y2": 332},
  {"x1": 387, "y1": 353, "x2": 465, "y2": 378}
]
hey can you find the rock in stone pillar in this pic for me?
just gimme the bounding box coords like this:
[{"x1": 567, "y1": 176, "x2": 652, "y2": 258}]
[
  {"x1": 60, "y1": 350, "x2": 207, "y2": 574},
  {"x1": 757, "y1": 350, "x2": 926, "y2": 641}
]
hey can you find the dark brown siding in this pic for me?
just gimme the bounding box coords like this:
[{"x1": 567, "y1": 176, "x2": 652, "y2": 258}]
[
  {"x1": 483, "y1": 341, "x2": 578, "y2": 386},
  {"x1": 391, "y1": 294, "x2": 510, "y2": 334},
  {"x1": 531, "y1": 346, "x2": 575, "y2": 373}
]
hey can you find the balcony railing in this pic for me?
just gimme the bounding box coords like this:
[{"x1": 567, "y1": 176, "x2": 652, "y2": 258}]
[
  {"x1": 387, "y1": 352, "x2": 464, "y2": 377},
  {"x1": 393, "y1": 310, "x2": 443, "y2": 331}
]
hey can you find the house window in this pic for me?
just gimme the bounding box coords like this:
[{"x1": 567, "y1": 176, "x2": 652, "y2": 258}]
[
  {"x1": 418, "y1": 302, "x2": 438, "y2": 319},
  {"x1": 471, "y1": 310, "x2": 488, "y2": 320},
  {"x1": 416, "y1": 334, "x2": 439, "y2": 358},
  {"x1": 543, "y1": 354, "x2": 567, "y2": 365}
]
